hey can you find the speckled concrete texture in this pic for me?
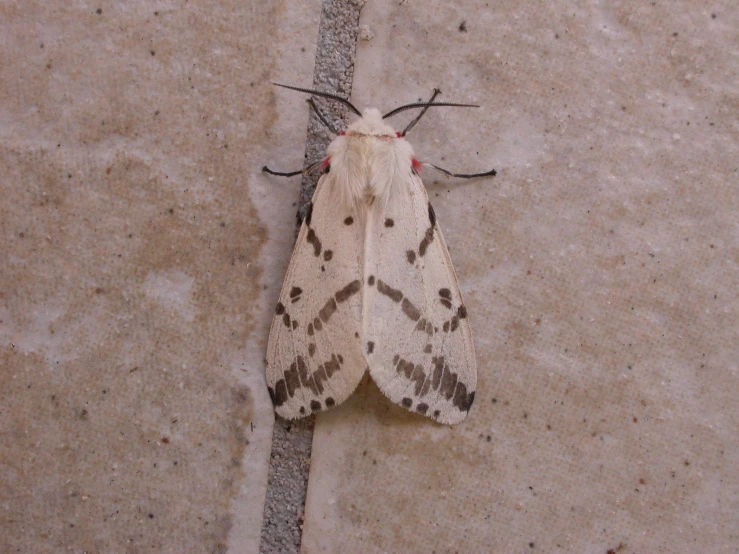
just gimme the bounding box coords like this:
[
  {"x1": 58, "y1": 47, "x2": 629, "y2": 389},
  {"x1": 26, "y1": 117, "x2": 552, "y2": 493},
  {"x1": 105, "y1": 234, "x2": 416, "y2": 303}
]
[
  {"x1": 302, "y1": 1, "x2": 738, "y2": 552},
  {"x1": 0, "y1": 2, "x2": 319, "y2": 553}
]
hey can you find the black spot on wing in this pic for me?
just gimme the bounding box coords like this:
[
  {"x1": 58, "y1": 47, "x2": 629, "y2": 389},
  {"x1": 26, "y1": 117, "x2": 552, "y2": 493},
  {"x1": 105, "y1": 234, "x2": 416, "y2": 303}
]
[
  {"x1": 310, "y1": 400, "x2": 322, "y2": 412},
  {"x1": 416, "y1": 403, "x2": 429, "y2": 414},
  {"x1": 428, "y1": 202, "x2": 436, "y2": 227},
  {"x1": 401, "y1": 298, "x2": 421, "y2": 322},
  {"x1": 366, "y1": 341, "x2": 374, "y2": 354},
  {"x1": 306, "y1": 229, "x2": 322, "y2": 256},
  {"x1": 305, "y1": 202, "x2": 313, "y2": 226},
  {"x1": 319, "y1": 298, "x2": 337, "y2": 323},
  {"x1": 418, "y1": 227, "x2": 434, "y2": 257},
  {"x1": 273, "y1": 380, "x2": 288, "y2": 406},
  {"x1": 401, "y1": 397, "x2": 413, "y2": 408},
  {"x1": 377, "y1": 279, "x2": 403, "y2": 303},
  {"x1": 439, "y1": 288, "x2": 452, "y2": 309},
  {"x1": 384, "y1": 218, "x2": 394, "y2": 227},
  {"x1": 290, "y1": 286, "x2": 303, "y2": 299},
  {"x1": 368, "y1": 275, "x2": 375, "y2": 286},
  {"x1": 325, "y1": 397, "x2": 335, "y2": 407},
  {"x1": 335, "y1": 280, "x2": 361, "y2": 302},
  {"x1": 344, "y1": 216, "x2": 354, "y2": 225},
  {"x1": 275, "y1": 302, "x2": 286, "y2": 315},
  {"x1": 323, "y1": 250, "x2": 333, "y2": 261},
  {"x1": 299, "y1": 406, "x2": 306, "y2": 414}
]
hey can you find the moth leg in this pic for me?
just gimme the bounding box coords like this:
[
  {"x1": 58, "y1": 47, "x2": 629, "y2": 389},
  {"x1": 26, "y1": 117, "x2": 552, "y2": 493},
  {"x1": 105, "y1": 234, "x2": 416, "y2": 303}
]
[
  {"x1": 421, "y1": 162, "x2": 497, "y2": 179},
  {"x1": 262, "y1": 160, "x2": 323, "y2": 177},
  {"x1": 401, "y1": 88, "x2": 442, "y2": 137},
  {"x1": 307, "y1": 98, "x2": 340, "y2": 135}
]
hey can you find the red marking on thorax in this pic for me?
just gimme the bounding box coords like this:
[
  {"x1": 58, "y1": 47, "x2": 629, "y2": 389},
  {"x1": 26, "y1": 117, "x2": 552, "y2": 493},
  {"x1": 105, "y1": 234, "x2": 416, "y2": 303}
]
[
  {"x1": 396, "y1": 132, "x2": 402, "y2": 138},
  {"x1": 411, "y1": 158, "x2": 422, "y2": 171},
  {"x1": 321, "y1": 157, "x2": 330, "y2": 170}
]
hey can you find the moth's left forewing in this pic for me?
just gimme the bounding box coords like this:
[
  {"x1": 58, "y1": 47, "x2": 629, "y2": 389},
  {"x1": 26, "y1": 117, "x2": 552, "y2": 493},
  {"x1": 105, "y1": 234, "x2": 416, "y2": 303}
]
[{"x1": 364, "y1": 172, "x2": 477, "y2": 424}]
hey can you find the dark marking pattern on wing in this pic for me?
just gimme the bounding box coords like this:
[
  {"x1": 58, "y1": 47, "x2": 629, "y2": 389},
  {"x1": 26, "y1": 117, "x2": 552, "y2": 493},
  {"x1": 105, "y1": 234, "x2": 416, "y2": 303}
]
[
  {"x1": 401, "y1": 298, "x2": 421, "y2": 321},
  {"x1": 385, "y1": 355, "x2": 476, "y2": 415},
  {"x1": 305, "y1": 202, "x2": 313, "y2": 226},
  {"x1": 310, "y1": 400, "x2": 321, "y2": 412},
  {"x1": 326, "y1": 397, "x2": 336, "y2": 407},
  {"x1": 367, "y1": 341, "x2": 374, "y2": 354},
  {"x1": 319, "y1": 298, "x2": 337, "y2": 323},
  {"x1": 335, "y1": 280, "x2": 361, "y2": 303},
  {"x1": 419, "y1": 227, "x2": 434, "y2": 257},
  {"x1": 424, "y1": 344, "x2": 432, "y2": 354},
  {"x1": 377, "y1": 279, "x2": 403, "y2": 303},
  {"x1": 418, "y1": 203, "x2": 437, "y2": 257},
  {"x1": 401, "y1": 397, "x2": 412, "y2": 408},
  {"x1": 323, "y1": 250, "x2": 333, "y2": 261},
  {"x1": 428, "y1": 203, "x2": 436, "y2": 226},
  {"x1": 384, "y1": 218, "x2": 394, "y2": 228},
  {"x1": 275, "y1": 353, "x2": 346, "y2": 406},
  {"x1": 344, "y1": 216, "x2": 353, "y2": 225},
  {"x1": 306, "y1": 229, "x2": 322, "y2": 256},
  {"x1": 368, "y1": 275, "x2": 375, "y2": 286},
  {"x1": 394, "y1": 356, "x2": 428, "y2": 396},
  {"x1": 308, "y1": 343, "x2": 316, "y2": 357},
  {"x1": 275, "y1": 302, "x2": 286, "y2": 315},
  {"x1": 406, "y1": 250, "x2": 416, "y2": 264},
  {"x1": 439, "y1": 288, "x2": 452, "y2": 309}
]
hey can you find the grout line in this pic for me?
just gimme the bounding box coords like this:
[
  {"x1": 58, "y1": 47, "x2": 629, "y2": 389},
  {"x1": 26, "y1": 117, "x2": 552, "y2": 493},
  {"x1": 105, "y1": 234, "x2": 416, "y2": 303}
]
[{"x1": 259, "y1": 1, "x2": 365, "y2": 552}]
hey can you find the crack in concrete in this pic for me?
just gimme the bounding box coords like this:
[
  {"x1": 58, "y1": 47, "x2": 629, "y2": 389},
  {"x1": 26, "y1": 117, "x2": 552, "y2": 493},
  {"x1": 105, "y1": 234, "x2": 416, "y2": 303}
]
[{"x1": 259, "y1": 1, "x2": 365, "y2": 552}]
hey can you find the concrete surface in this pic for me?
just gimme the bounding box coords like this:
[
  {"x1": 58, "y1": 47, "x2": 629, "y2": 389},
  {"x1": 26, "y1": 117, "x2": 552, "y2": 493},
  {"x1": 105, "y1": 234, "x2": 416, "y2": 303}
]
[
  {"x1": 0, "y1": 2, "x2": 320, "y2": 552},
  {"x1": 2, "y1": 0, "x2": 737, "y2": 553},
  {"x1": 301, "y1": 1, "x2": 738, "y2": 553}
]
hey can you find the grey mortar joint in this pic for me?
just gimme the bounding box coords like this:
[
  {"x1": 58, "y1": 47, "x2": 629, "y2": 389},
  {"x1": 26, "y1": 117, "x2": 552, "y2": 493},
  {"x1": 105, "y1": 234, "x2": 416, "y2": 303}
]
[{"x1": 259, "y1": 1, "x2": 365, "y2": 553}]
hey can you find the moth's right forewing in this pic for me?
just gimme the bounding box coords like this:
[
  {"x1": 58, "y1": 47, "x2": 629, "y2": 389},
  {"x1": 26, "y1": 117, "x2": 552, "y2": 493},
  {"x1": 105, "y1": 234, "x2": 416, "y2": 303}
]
[{"x1": 266, "y1": 173, "x2": 367, "y2": 419}]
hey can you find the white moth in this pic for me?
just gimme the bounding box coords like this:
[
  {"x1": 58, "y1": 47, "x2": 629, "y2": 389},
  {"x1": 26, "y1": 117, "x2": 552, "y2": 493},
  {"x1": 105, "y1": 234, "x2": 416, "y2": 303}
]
[{"x1": 264, "y1": 85, "x2": 495, "y2": 425}]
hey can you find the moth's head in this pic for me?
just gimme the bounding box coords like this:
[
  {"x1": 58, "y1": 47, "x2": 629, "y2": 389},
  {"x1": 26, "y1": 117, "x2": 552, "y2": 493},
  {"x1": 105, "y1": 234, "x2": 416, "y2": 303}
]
[{"x1": 346, "y1": 108, "x2": 398, "y2": 138}]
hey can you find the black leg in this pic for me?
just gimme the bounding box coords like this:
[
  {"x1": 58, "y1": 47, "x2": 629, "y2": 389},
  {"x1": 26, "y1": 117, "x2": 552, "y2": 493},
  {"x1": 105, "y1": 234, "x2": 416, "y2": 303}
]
[
  {"x1": 402, "y1": 88, "x2": 442, "y2": 136},
  {"x1": 423, "y1": 162, "x2": 497, "y2": 179},
  {"x1": 263, "y1": 160, "x2": 323, "y2": 177}
]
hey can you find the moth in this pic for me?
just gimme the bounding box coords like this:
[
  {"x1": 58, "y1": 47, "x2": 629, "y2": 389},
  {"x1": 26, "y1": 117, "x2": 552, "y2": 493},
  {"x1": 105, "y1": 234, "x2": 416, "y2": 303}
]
[{"x1": 263, "y1": 84, "x2": 496, "y2": 424}]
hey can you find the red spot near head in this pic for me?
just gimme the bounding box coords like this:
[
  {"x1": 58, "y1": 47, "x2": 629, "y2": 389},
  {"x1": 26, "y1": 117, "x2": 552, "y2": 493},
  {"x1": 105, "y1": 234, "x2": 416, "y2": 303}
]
[
  {"x1": 396, "y1": 132, "x2": 402, "y2": 138},
  {"x1": 321, "y1": 157, "x2": 330, "y2": 169},
  {"x1": 340, "y1": 131, "x2": 346, "y2": 136},
  {"x1": 412, "y1": 158, "x2": 422, "y2": 171}
]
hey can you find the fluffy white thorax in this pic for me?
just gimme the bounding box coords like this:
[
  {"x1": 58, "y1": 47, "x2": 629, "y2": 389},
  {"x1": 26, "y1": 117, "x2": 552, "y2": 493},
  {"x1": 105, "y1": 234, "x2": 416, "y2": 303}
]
[{"x1": 326, "y1": 108, "x2": 415, "y2": 212}]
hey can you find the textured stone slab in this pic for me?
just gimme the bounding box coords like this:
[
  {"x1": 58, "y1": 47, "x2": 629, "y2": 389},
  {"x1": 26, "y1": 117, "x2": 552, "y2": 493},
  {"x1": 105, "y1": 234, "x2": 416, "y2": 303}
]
[
  {"x1": 302, "y1": 1, "x2": 738, "y2": 552},
  {"x1": 0, "y1": 2, "x2": 319, "y2": 553}
]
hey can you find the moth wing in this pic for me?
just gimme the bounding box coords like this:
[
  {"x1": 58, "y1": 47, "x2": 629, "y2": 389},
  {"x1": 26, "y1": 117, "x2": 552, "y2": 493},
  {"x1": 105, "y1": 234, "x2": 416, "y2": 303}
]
[
  {"x1": 365, "y1": 173, "x2": 476, "y2": 424},
  {"x1": 266, "y1": 173, "x2": 367, "y2": 419}
]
